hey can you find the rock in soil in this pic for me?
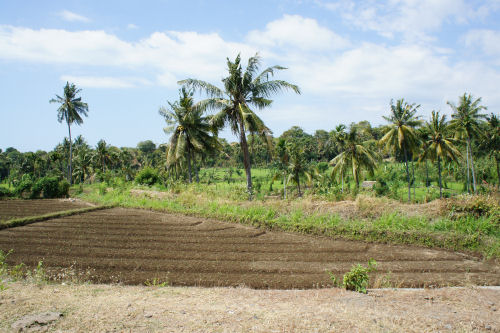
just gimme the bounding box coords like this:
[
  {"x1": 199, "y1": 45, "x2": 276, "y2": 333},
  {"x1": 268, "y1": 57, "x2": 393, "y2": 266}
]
[{"x1": 11, "y1": 312, "x2": 63, "y2": 332}]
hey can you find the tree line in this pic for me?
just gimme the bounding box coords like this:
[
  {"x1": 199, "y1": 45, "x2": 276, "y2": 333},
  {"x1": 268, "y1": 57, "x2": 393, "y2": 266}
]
[{"x1": 1, "y1": 54, "x2": 498, "y2": 201}]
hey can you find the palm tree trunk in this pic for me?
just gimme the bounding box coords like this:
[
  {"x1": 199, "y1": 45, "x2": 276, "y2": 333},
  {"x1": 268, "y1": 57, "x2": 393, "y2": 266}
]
[
  {"x1": 465, "y1": 141, "x2": 470, "y2": 193},
  {"x1": 238, "y1": 119, "x2": 253, "y2": 197},
  {"x1": 283, "y1": 172, "x2": 287, "y2": 199},
  {"x1": 186, "y1": 147, "x2": 192, "y2": 183},
  {"x1": 468, "y1": 137, "x2": 477, "y2": 193},
  {"x1": 412, "y1": 159, "x2": 416, "y2": 199},
  {"x1": 67, "y1": 121, "x2": 73, "y2": 185},
  {"x1": 297, "y1": 172, "x2": 301, "y2": 196},
  {"x1": 437, "y1": 156, "x2": 442, "y2": 199},
  {"x1": 425, "y1": 161, "x2": 429, "y2": 187},
  {"x1": 403, "y1": 146, "x2": 411, "y2": 202}
]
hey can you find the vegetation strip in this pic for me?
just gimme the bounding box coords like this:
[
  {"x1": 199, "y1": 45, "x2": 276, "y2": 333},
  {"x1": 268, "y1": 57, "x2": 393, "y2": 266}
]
[{"x1": 0, "y1": 204, "x2": 115, "y2": 230}]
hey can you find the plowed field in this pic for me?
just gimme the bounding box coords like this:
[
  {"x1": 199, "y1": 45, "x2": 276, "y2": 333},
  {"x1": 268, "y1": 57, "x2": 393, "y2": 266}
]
[
  {"x1": 0, "y1": 207, "x2": 498, "y2": 288},
  {"x1": 0, "y1": 199, "x2": 91, "y2": 221}
]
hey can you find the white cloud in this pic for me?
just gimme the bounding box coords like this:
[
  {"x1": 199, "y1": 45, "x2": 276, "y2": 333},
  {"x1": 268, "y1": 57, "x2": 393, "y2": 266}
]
[
  {"x1": 57, "y1": 10, "x2": 90, "y2": 23},
  {"x1": 0, "y1": 25, "x2": 255, "y2": 82},
  {"x1": 464, "y1": 29, "x2": 500, "y2": 61},
  {"x1": 247, "y1": 14, "x2": 350, "y2": 51},
  {"x1": 60, "y1": 75, "x2": 151, "y2": 89},
  {"x1": 127, "y1": 23, "x2": 138, "y2": 30},
  {"x1": 318, "y1": 0, "x2": 474, "y2": 41}
]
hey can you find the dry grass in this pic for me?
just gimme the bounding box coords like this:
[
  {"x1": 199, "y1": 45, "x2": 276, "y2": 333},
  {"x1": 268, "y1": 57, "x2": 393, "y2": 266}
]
[{"x1": 0, "y1": 282, "x2": 498, "y2": 332}]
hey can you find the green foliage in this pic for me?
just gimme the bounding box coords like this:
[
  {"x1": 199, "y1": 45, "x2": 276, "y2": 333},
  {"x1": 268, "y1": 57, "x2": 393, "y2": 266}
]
[
  {"x1": 32, "y1": 177, "x2": 61, "y2": 198},
  {"x1": 14, "y1": 174, "x2": 34, "y2": 197},
  {"x1": 342, "y1": 259, "x2": 377, "y2": 294},
  {"x1": 0, "y1": 186, "x2": 13, "y2": 198},
  {"x1": 144, "y1": 277, "x2": 169, "y2": 287},
  {"x1": 135, "y1": 168, "x2": 159, "y2": 186}
]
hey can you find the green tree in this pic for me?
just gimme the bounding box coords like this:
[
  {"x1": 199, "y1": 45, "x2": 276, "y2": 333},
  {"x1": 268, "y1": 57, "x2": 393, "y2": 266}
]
[
  {"x1": 286, "y1": 141, "x2": 309, "y2": 197},
  {"x1": 50, "y1": 82, "x2": 89, "y2": 184},
  {"x1": 159, "y1": 88, "x2": 219, "y2": 183},
  {"x1": 379, "y1": 99, "x2": 422, "y2": 202},
  {"x1": 419, "y1": 111, "x2": 461, "y2": 198},
  {"x1": 479, "y1": 114, "x2": 500, "y2": 190},
  {"x1": 330, "y1": 126, "x2": 378, "y2": 189},
  {"x1": 179, "y1": 53, "x2": 300, "y2": 196},
  {"x1": 447, "y1": 93, "x2": 487, "y2": 193}
]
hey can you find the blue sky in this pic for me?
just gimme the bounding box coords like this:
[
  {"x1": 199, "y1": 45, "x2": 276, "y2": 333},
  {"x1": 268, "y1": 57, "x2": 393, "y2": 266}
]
[{"x1": 1, "y1": 0, "x2": 499, "y2": 152}]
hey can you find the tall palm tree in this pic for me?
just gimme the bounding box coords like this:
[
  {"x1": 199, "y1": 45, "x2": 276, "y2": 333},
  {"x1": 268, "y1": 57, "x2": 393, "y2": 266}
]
[
  {"x1": 480, "y1": 114, "x2": 500, "y2": 190},
  {"x1": 447, "y1": 93, "x2": 487, "y2": 193},
  {"x1": 50, "y1": 82, "x2": 89, "y2": 184},
  {"x1": 94, "y1": 139, "x2": 112, "y2": 173},
  {"x1": 286, "y1": 141, "x2": 308, "y2": 197},
  {"x1": 179, "y1": 53, "x2": 300, "y2": 196},
  {"x1": 419, "y1": 111, "x2": 461, "y2": 198},
  {"x1": 379, "y1": 99, "x2": 422, "y2": 202},
  {"x1": 330, "y1": 126, "x2": 378, "y2": 189},
  {"x1": 329, "y1": 124, "x2": 347, "y2": 191},
  {"x1": 159, "y1": 87, "x2": 219, "y2": 183}
]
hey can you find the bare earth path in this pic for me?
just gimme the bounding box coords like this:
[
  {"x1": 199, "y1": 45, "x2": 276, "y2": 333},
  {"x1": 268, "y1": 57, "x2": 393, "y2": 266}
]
[
  {"x1": 0, "y1": 206, "x2": 499, "y2": 288},
  {"x1": 0, "y1": 283, "x2": 499, "y2": 332}
]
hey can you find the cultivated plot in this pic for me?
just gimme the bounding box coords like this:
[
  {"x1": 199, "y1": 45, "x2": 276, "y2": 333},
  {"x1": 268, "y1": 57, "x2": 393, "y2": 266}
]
[
  {"x1": 0, "y1": 207, "x2": 498, "y2": 288},
  {"x1": 0, "y1": 199, "x2": 92, "y2": 222}
]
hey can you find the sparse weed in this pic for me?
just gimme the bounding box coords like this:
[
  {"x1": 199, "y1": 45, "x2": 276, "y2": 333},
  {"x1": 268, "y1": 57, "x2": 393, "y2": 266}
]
[
  {"x1": 144, "y1": 277, "x2": 169, "y2": 287},
  {"x1": 342, "y1": 259, "x2": 377, "y2": 294}
]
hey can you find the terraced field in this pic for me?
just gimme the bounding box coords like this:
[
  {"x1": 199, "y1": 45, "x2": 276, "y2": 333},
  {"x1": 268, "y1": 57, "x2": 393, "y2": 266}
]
[
  {"x1": 0, "y1": 199, "x2": 91, "y2": 221},
  {"x1": 0, "y1": 206, "x2": 498, "y2": 288}
]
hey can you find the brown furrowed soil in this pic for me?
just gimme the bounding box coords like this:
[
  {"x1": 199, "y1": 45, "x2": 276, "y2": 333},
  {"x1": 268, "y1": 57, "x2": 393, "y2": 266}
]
[
  {"x1": 0, "y1": 207, "x2": 499, "y2": 288},
  {"x1": 0, "y1": 199, "x2": 92, "y2": 222}
]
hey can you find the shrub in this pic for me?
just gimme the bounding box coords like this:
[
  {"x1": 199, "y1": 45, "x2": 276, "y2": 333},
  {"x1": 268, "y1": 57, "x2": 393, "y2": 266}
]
[
  {"x1": 58, "y1": 179, "x2": 70, "y2": 197},
  {"x1": 14, "y1": 175, "x2": 33, "y2": 197},
  {"x1": 135, "y1": 168, "x2": 159, "y2": 186},
  {"x1": 31, "y1": 177, "x2": 60, "y2": 198},
  {"x1": 0, "y1": 187, "x2": 12, "y2": 198},
  {"x1": 342, "y1": 259, "x2": 377, "y2": 294},
  {"x1": 374, "y1": 177, "x2": 389, "y2": 196}
]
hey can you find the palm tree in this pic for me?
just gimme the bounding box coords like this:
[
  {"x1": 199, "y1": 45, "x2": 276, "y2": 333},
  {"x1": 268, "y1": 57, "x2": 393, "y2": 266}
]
[
  {"x1": 330, "y1": 126, "x2": 378, "y2": 189},
  {"x1": 179, "y1": 53, "x2": 300, "y2": 196},
  {"x1": 159, "y1": 88, "x2": 219, "y2": 183},
  {"x1": 50, "y1": 82, "x2": 89, "y2": 184},
  {"x1": 329, "y1": 124, "x2": 347, "y2": 191},
  {"x1": 286, "y1": 141, "x2": 308, "y2": 197},
  {"x1": 419, "y1": 111, "x2": 461, "y2": 198},
  {"x1": 447, "y1": 93, "x2": 487, "y2": 193},
  {"x1": 379, "y1": 99, "x2": 422, "y2": 202},
  {"x1": 480, "y1": 114, "x2": 500, "y2": 190},
  {"x1": 94, "y1": 140, "x2": 112, "y2": 173}
]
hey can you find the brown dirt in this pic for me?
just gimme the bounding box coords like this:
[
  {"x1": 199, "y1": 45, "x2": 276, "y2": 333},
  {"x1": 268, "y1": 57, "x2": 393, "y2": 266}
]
[
  {"x1": 0, "y1": 282, "x2": 499, "y2": 332},
  {"x1": 0, "y1": 199, "x2": 93, "y2": 222},
  {"x1": 0, "y1": 207, "x2": 498, "y2": 288}
]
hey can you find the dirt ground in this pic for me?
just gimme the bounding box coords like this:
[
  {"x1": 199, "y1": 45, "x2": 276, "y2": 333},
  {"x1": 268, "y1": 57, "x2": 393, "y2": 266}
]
[
  {"x1": 0, "y1": 206, "x2": 498, "y2": 288},
  {"x1": 0, "y1": 282, "x2": 499, "y2": 332},
  {"x1": 0, "y1": 199, "x2": 92, "y2": 222}
]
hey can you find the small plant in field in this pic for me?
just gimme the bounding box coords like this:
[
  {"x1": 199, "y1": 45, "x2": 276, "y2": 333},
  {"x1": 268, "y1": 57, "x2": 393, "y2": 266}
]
[
  {"x1": 27, "y1": 260, "x2": 48, "y2": 285},
  {"x1": 144, "y1": 277, "x2": 169, "y2": 287},
  {"x1": 342, "y1": 259, "x2": 377, "y2": 294},
  {"x1": 327, "y1": 271, "x2": 340, "y2": 287},
  {"x1": 9, "y1": 263, "x2": 26, "y2": 281},
  {"x1": 0, "y1": 249, "x2": 12, "y2": 276}
]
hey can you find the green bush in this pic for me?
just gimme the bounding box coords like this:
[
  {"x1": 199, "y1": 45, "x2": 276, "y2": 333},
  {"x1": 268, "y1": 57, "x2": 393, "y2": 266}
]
[
  {"x1": 58, "y1": 179, "x2": 70, "y2": 197},
  {"x1": 135, "y1": 168, "x2": 159, "y2": 186},
  {"x1": 0, "y1": 187, "x2": 13, "y2": 198},
  {"x1": 374, "y1": 177, "x2": 389, "y2": 196},
  {"x1": 32, "y1": 177, "x2": 60, "y2": 198},
  {"x1": 14, "y1": 175, "x2": 33, "y2": 197},
  {"x1": 342, "y1": 259, "x2": 377, "y2": 294}
]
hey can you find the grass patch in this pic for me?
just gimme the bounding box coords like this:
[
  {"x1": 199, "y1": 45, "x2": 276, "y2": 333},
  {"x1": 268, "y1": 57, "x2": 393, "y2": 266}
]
[
  {"x1": 0, "y1": 205, "x2": 115, "y2": 230},
  {"x1": 77, "y1": 185, "x2": 500, "y2": 259}
]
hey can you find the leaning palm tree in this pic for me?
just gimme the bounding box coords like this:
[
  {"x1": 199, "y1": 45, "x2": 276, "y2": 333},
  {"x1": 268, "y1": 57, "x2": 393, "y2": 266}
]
[
  {"x1": 159, "y1": 87, "x2": 219, "y2": 183},
  {"x1": 419, "y1": 111, "x2": 461, "y2": 198},
  {"x1": 379, "y1": 99, "x2": 422, "y2": 202},
  {"x1": 447, "y1": 93, "x2": 487, "y2": 193},
  {"x1": 179, "y1": 53, "x2": 300, "y2": 195},
  {"x1": 330, "y1": 126, "x2": 378, "y2": 189},
  {"x1": 50, "y1": 82, "x2": 89, "y2": 184}
]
